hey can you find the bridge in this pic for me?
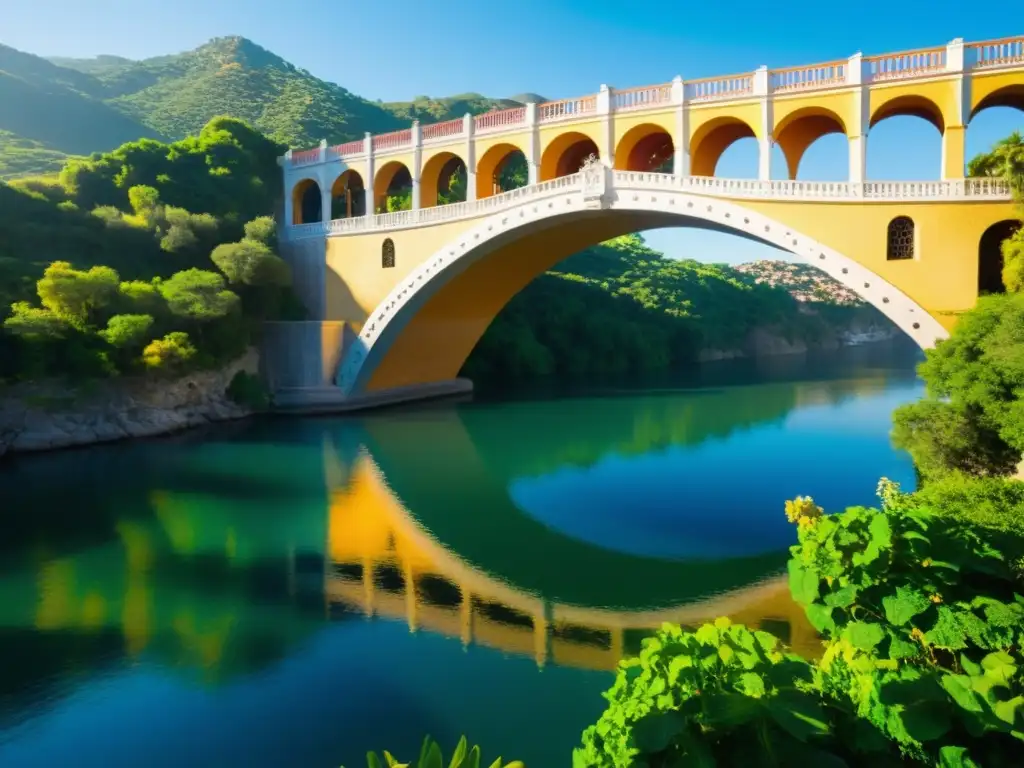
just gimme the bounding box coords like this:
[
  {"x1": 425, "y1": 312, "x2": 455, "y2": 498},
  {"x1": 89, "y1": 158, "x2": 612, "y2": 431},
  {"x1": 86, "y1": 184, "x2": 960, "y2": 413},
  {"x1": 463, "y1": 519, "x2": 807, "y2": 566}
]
[{"x1": 269, "y1": 35, "x2": 1024, "y2": 402}]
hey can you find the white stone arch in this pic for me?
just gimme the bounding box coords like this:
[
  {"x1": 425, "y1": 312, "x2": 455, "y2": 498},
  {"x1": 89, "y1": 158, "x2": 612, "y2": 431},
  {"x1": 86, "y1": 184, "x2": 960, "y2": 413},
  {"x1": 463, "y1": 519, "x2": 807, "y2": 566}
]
[{"x1": 337, "y1": 173, "x2": 946, "y2": 395}]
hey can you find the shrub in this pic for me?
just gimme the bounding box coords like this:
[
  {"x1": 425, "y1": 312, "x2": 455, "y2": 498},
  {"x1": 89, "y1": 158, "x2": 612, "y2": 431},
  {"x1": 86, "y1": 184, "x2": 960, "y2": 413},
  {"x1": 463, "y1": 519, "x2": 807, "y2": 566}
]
[
  {"x1": 362, "y1": 735, "x2": 522, "y2": 768},
  {"x1": 226, "y1": 370, "x2": 269, "y2": 411},
  {"x1": 141, "y1": 331, "x2": 196, "y2": 371}
]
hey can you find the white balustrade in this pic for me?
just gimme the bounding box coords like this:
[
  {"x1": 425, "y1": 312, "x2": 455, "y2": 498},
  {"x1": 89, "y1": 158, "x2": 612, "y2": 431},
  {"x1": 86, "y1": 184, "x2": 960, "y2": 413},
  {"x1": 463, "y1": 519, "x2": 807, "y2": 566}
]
[
  {"x1": 474, "y1": 107, "x2": 526, "y2": 133},
  {"x1": 538, "y1": 96, "x2": 597, "y2": 122},
  {"x1": 421, "y1": 119, "x2": 464, "y2": 142},
  {"x1": 685, "y1": 75, "x2": 754, "y2": 102},
  {"x1": 770, "y1": 61, "x2": 846, "y2": 93},
  {"x1": 282, "y1": 172, "x2": 1011, "y2": 240},
  {"x1": 971, "y1": 36, "x2": 1024, "y2": 69},
  {"x1": 612, "y1": 84, "x2": 673, "y2": 111},
  {"x1": 864, "y1": 47, "x2": 945, "y2": 82}
]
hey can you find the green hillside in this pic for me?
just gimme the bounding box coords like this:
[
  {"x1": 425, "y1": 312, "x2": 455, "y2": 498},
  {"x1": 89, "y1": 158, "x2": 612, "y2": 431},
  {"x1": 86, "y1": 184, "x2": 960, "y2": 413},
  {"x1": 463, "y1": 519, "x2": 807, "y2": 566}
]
[{"x1": 0, "y1": 36, "x2": 525, "y2": 178}]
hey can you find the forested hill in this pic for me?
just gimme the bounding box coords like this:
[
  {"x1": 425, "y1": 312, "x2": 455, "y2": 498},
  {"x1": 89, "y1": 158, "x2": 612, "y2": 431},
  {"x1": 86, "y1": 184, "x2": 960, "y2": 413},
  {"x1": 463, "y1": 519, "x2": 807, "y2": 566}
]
[
  {"x1": 461, "y1": 235, "x2": 892, "y2": 386},
  {"x1": 0, "y1": 36, "x2": 532, "y2": 178}
]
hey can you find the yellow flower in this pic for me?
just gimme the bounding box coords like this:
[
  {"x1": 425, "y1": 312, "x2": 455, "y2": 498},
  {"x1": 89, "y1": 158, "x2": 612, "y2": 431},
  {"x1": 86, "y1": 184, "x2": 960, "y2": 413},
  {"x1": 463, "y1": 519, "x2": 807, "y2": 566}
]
[{"x1": 785, "y1": 496, "x2": 824, "y2": 527}]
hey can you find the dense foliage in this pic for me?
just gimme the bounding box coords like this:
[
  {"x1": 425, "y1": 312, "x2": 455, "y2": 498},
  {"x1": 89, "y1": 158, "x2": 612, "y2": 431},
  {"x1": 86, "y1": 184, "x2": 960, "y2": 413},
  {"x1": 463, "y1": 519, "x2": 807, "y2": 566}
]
[
  {"x1": 0, "y1": 117, "x2": 299, "y2": 383},
  {"x1": 893, "y1": 133, "x2": 1024, "y2": 481},
  {"x1": 462, "y1": 234, "x2": 887, "y2": 388},
  {"x1": 570, "y1": 483, "x2": 1024, "y2": 767}
]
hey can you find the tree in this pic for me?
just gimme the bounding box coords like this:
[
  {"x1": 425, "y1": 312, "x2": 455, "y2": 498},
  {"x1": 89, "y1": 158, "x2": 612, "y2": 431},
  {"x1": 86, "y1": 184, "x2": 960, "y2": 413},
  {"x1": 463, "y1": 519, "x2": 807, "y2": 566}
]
[
  {"x1": 3, "y1": 302, "x2": 70, "y2": 339},
  {"x1": 142, "y1": 331, "x2": 197, "y2": 370},
  {"x1": 243, "y1": 216, "x2": 276, "y2": 246},
  {"x1": 210, "y1": 239, "x2": 291, "y2": 286},
  {"x1": 36, "y1": 261, "x2": 119, "y2": 324},
  {"x1": 100, "y1": 314, "x2": 154, "y2": 349},
  {"x1": 158, "y1": 269, "x2": 239, "y2": 322}
]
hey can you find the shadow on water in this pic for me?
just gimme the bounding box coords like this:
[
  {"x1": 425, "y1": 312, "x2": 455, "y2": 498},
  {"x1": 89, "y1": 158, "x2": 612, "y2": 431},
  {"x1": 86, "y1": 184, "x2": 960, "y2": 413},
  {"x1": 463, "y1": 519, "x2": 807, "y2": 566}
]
[{"x1": 0, "y1": 342, "x2": 922, "y2": 766}]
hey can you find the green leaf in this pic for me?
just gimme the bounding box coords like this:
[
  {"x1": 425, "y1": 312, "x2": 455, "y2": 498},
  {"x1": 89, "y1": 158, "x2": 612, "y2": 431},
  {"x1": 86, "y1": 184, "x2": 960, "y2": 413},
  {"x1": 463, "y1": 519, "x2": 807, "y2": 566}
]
[
  {"x1": 843, "y1": 621, "x2": 885, "y2": 651},
  {"x1": 941, "y1": 674, "x2": 984, "y2": 713},
  {"x1": 423, "y1": 741, "x2": 443, "y2": 768},
  {"x1": 632, "y1": 711, "x2": 683, "y2": 753},
  {"x1": 888, "y1": 636, "x2": 921, "y2": 660},
  {"x1": 925, "y1": 607, "x2": 968, "y2": 650},
  {"x1": 738, "y1": 672, "x2": 766, "y2": 698},
  {"x1": 824, "y1": 585, "x2": 858, "y2": 608},
  {"x1": 765, "y1": 689, "x2": 832, "y2": 741},
  {"x1": 702, "y1": 692, "x2": 760, "y2": 727},
  {"x1": 939, "y1": 745, "x2": 980, "y2": 768},
  {"x1": 449, "y1": 736, "x2": 468, "y2": 768},
  {"x1": 882, "y1": 586, "x2": 931, "y2": 626},
  {"x1": 668, "y1": 654, "x2": 693, "y2": 684},
  {"x1": 804, "y1": 603, "x2": 836, "y2": 634},
  {"x1": 788, "y1": 559, "x2": 820, "y2": 605},
  {"x1": 981, "y1": 650, "x2": 1017, "y2": 684},
  {"x1": 366, "y1": 753, "x2": 383, "y2": 768},
  {"x1": 993, "y1": 695, "x2": 1024, "y2": 726}
]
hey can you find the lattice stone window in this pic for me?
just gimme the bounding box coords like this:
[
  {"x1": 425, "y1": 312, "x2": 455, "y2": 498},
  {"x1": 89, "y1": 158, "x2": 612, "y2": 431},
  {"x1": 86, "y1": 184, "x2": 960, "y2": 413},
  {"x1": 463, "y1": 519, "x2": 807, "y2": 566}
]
[
  {"x1": 886, "y1": 216, "x2": 915, "y2": 261},
  {"x1": 382, "y1": 238, "x2": 395, "y2": 268}
]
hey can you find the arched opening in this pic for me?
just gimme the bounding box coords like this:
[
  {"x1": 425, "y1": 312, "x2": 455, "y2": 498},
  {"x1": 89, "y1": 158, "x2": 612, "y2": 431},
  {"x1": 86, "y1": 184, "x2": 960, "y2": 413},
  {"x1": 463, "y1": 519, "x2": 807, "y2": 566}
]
[
  {"x1": 886, "y1": 216, "x2": 916, "y2": 261},
  {"x1": 338, "y1": 195, "x2": 939, "y2": 397},
  {"x1": 476, "y1": 144, "x2": 529, "y2": 199},
  {"x1": 614, "y1": 124, "x2": 674, "y2": 172},
  {"x1": 331, "y1": 170, "x2": 366, "y2": 220},
  {"x1": 967, "y1": 86, "x2": 1024, "y2": 178},
  {"x1": 868, "y1": 95, "x2": 945, "y2": 180},
  {"x1": 540, "y1": 132, "x2": 600, "y2": 181},
  {"x1": 382, "y1": 238, "x2": 396, "y2": 269},
  {"x1": 773, "y1": 107, "x2": 847, "y2": 180},
  {"x1": 979, "y1": 220, "x2": 1019, "y2": 295},
  {"x1": 291, "y1": 179, "x2": 322, "y2": 225},
  {"x1": 690, "y1": 117, "x2": 758, "y2": 177},
  {"x1": 420, "y1": 152, "x2": 468, "y2": 208},
  {"x1": 374, "y1": 161, "x2": 413, "y2": 214}
]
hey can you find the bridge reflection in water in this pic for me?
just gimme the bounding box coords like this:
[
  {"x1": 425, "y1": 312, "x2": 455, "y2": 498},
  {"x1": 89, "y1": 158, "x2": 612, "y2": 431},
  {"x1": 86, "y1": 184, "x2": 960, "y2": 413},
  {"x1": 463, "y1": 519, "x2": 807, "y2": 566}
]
[{"x1": 2, "y1": 357, "x2": 923, "y2": 699}]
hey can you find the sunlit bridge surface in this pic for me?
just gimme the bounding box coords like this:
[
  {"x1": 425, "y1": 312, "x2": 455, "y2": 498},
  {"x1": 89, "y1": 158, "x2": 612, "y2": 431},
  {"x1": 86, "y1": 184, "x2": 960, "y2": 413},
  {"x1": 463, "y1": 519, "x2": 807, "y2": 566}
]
[{"x1": 0, "y1": 345, "x2": 923, "y2": 766}]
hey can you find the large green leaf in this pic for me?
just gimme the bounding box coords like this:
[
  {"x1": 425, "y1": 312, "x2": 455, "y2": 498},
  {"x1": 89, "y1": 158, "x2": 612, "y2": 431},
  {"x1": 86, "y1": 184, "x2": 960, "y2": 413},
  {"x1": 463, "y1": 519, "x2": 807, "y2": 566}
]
[
  {"x1": 881, "y1": 586, "x2": 931, "y2": 626},
  {"x1": 788, "y1": 559, "x2": 820, "y2": 605},
  {"x1": 702, "y1": 692, "x2": 760, "y2": 727},
  {"x1": 843, "y1": 621, "x2": 885, "y2": 651},
  {"x1": 632, "y1": 711, "x2": 683, "y2": 753},
  {"x1": 765, "y1": 689, "x2": 832, "y2": 741}
]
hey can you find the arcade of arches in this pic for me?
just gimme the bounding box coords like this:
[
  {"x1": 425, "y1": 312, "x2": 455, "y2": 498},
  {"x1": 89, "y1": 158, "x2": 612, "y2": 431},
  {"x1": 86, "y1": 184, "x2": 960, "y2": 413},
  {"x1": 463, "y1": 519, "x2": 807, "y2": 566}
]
[{"x1": 291, "y1": 81, "x2": 1023, "y2": 227}]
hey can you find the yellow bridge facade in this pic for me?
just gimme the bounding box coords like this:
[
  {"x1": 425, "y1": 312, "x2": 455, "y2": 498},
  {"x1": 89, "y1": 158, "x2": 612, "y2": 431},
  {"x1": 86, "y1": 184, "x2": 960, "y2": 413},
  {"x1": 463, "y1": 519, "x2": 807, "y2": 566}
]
[{"x1": 272, "y1": 36, "x2": 1024, "y2": 397}]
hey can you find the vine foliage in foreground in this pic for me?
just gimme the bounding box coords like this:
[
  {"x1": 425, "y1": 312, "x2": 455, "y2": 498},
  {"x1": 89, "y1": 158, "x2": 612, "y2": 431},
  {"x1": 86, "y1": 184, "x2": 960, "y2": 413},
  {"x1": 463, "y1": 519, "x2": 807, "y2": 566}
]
[
  {"x1": 574, "y1": 483, "x2": 1024, "y2": 767},
  {"x1": 358, "y1": 735, "x2": 523, "y2": 768}
]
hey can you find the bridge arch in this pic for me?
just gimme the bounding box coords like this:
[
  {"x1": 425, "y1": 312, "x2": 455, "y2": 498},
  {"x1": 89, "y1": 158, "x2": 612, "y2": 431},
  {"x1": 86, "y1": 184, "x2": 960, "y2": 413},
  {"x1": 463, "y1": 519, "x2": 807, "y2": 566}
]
[
  {"x1": 291, "y1": 177, "x2": 322, "y2": 225},
  {"x1": 689, "y1": 116, "x2": 759, "y2": 177},
  {"x1": 978, "y1": 219, "x2": 1019, "y2": 295},
  {"x1": 336, "y1": 175, "x2": 946, "y2": 396},
  {"x1": 869, "y1": 93, "x2": 946, "y2": 133},
  {"x1": 970, "y1": 82, "x2": 1024, "y2": 120},
  {"x1": 330, "y1": 169, "x2": 365, "y2": 220},
  {"x1": 476, "y1": 142, "x2": 529, "y2": 199},
  {"x1": 421, "y1": 150, "x2": 467, "y2": 208},
  {"x1": 373, "y1": 160, "x2": 413, "y2": 213},
  {"x1": 614, "y1": 123, "x2": 674, "y2": 172},
  {"x1": 773, "y1": 107, "x2": 848, "y2": 180},
  {"x1": 540, "y1": 131, "x2": 600, "y2": 180}
]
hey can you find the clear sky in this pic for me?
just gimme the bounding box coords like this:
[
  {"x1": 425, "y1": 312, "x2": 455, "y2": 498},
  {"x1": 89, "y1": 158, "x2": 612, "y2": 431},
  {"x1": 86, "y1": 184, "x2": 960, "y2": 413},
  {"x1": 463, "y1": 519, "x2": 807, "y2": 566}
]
[{"x1": 3, "y1": 0, "x2": 1021, "y2": 264}]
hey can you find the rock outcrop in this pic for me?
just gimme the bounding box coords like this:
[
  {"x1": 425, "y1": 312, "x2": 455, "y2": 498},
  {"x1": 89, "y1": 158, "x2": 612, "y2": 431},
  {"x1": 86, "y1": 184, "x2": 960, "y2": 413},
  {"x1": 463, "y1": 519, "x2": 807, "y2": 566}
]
[{"x1": 0, "y1": 350, "x2": 259, "y2": 459}]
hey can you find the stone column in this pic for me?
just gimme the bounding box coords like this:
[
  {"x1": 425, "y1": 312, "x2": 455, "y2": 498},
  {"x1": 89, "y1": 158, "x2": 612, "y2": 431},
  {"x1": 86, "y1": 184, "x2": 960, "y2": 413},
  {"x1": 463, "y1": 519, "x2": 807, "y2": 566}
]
[
  {"x1": 671, "y1": 76, "x2": 689, "y2": 176},
  {"x1": 464, "y1": 113, "x2": 477, "y2": 202},
  {"x1": 363, "y1": 132, "x2": 375, "y2": 219},
  {"x1": 847, "y1": 53, "x2": 867, "y2": 186},
  {"x1": 526, "y1": 102, "x2": 540, "y2": 185},
  {"x1": 942, "y1": 38, "x2": 970, "y2": 181},
  {"x1": 754, "y1": 66, "x2": 773, "y2": 181},
  {"x1": 598, "y1": 84, "x2": 614, "y2": 167},
  {"x1": 411, "y1": 121, "x2": 422, "y2": 210}
]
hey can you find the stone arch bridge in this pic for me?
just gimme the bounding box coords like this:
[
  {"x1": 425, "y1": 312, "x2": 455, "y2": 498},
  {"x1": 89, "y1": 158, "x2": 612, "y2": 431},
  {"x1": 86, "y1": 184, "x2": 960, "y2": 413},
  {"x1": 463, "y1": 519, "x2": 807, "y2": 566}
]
[{"x1": 266, "y1": 35, "x2": 1024, "y2": 403}]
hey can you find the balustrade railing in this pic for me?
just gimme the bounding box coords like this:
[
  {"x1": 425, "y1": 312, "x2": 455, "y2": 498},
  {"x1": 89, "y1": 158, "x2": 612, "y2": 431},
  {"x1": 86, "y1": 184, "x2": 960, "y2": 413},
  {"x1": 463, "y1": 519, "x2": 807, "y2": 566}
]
[
  {"x1": 372, "y1": 128, "x2": 412, "y2": 152},
  {"x1": 538, "y1": 96, "x2": 597, "y2": 122},
  {"x1": 770, "y1": 61, "x2": 846, "y2": 93},
  {"x1": 421, "y1": 118, "x2": 464, "y2": 142},
  {"x1": 286, "y1": 34, "x2": 1024, "y2": 167},
  {"x1": 864, "y1": 47, "x2": 945, "y2": 82},
  {"x1": 612, "y1": 84, "x2": 673, "y2": 111},
  {"x1": 686, "y1": 74, "x2": 753, "y2": 102},
  {"x1": 283, "y1": 172, "x2": 1011, "y2": 240},
  {"x1": 330, "y1": 139, "x2": 365, "y2": 159},
  {"x1": 970, "y1": 36, "x2": 1024, "y2": 69},
  {"x1": 475, "y1": 106, "x2": 526, "y2": 133}
]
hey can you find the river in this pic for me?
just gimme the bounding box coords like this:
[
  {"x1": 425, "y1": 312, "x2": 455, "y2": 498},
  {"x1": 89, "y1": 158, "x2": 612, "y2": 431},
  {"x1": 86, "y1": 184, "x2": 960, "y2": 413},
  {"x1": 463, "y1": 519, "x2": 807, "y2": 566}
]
[{"x1": 0, "y1": 341, "x2": 923, "y2": 767}]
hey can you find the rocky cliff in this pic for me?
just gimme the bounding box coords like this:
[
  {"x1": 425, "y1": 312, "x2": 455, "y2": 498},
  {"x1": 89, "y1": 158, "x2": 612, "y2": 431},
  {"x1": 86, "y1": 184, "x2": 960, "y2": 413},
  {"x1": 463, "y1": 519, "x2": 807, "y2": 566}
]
[{"x1": 0, "y1": 350, "x2": 258, "y2": 459}]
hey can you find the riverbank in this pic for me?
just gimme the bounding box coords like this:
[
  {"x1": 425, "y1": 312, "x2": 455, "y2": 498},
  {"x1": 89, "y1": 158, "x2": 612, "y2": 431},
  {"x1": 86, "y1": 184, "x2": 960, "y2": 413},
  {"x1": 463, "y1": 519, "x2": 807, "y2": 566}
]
[
  {"x1": 697, "y1": 323, "x2": 899, "y2": 362},
  {"x1": 0, "y1": 349, "x2": 259, "y2": 459},
  {"x1": 0, "y1": 327, "x2": 900, "y2": 460}
]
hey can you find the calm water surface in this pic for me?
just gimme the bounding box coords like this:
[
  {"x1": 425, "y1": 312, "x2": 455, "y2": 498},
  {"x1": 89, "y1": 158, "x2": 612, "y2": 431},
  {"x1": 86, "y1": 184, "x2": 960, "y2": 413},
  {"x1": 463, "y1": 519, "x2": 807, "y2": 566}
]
[{"x1": 0, "y1": 343, "x2": 923, "y2": 767}]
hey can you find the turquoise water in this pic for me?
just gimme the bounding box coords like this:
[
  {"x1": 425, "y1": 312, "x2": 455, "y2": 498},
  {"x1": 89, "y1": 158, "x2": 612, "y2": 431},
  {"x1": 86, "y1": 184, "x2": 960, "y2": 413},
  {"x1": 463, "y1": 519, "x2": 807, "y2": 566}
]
[{"x1": 0, "y1": 342, "x2": 922, "y2": 767}]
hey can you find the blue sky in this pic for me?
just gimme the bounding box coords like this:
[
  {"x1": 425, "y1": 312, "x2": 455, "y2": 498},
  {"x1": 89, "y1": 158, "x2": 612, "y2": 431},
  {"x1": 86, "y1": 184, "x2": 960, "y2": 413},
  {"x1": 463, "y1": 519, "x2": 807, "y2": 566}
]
[{"x1": 3, "y1": 0, "x2": 1021, "y2": 264}]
